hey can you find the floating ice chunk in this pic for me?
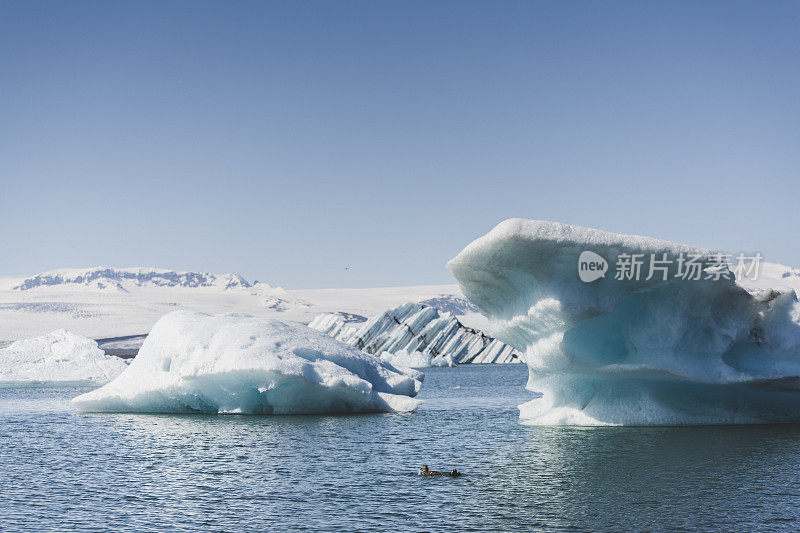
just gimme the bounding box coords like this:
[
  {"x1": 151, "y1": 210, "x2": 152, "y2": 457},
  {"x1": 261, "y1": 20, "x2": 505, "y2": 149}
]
[
  {"x1": 448, "y1": 218, "x2": 800, "y2": 425},
  {"x1": 379, "y1": 349, "x2": 455, "y2": 368},
  {"x1": 308, "y1": 302, "x2": 520, "y2": 364},
  {"x1": 72, "y1": 311, "x2": 423, "y2": 414},
  {"x1": 0, "y1": 329, "x2": 128, "y2": 387}
]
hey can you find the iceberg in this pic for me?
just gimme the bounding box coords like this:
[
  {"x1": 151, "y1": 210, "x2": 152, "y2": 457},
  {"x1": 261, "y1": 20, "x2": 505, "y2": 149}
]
[
  {"x1": 72, "y1": 311, "x2": 423, "y2": 414},
  {"x1": 448, "y1": 218, "x2": 800, "y2": 425},
  {"x1": 379, "y1": 350, "x2": 456, "y2": 368},
  {"x1": 308, "y1": 302, "x2": 520, "y2": 366},
  {"x1": 0, "y1": 329, "x2": 128, "y2": 387}
]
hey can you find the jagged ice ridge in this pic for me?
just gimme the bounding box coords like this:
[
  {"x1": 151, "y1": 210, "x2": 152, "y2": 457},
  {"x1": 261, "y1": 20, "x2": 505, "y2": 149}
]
[{"x1": 308, "y1": 302, "x2": 520, "y2": 367}]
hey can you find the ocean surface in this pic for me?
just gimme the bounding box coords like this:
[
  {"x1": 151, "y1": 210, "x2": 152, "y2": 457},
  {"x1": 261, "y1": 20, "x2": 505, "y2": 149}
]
[{"x1": 2, "y1": 364, "x2": 800, "y2": 531}]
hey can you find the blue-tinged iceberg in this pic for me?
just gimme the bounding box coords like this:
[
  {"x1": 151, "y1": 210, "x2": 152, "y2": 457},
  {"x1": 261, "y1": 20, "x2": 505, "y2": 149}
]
[
  {"x1": 448, "y1": 218, "x2": 800, "y2": 425},
  {"x1": 73, "y1": 311, "x2": 423, "y2": 414},
  {"x1": 308, "y1": 302, "x2": 520, "y2": 366}
]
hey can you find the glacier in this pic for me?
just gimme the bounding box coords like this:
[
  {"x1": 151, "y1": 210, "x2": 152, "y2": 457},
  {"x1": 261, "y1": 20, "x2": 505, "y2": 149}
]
[
  {"x1": 0, "y1": 330, "x2": 128, "y2": 387},
  {"x1": 448, "y1": 218, "x2": 800, "y2": 425},
  {"x1": 72, "y1": 311, "x2": 423, "y2": 414},
  {"x1": 308, "y1": 302, "x2": 520, "y2": 366},
  {"x1": 0, "y1": 266, "x2": 478, "y2": 344}
]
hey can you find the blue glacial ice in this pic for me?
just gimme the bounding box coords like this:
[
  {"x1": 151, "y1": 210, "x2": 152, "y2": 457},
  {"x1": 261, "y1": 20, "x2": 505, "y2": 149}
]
[
  {"x1": 448, "y1": 218, "x2": 800, "y2": 425},
  {"x1": 72, "y1": 311, "x2": 423, "y2": 414}
]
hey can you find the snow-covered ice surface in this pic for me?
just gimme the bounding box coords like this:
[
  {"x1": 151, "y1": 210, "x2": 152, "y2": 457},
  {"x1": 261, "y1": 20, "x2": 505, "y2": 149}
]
[
  {"x1": 0, "y1": 267, "x2": 487, "y2": 342},
  {"x1": 72, "y1": 311, "x2": 424, "y2": 414},
  {"x1": 0, "y1": 330, "x2": 128, "y2": 387},
  {"x1": 308, "y1": 302, "x2": 520, "y2": 366},
  {"x1": 448, "y1": 218, "x2": 800, "y2": 426}
]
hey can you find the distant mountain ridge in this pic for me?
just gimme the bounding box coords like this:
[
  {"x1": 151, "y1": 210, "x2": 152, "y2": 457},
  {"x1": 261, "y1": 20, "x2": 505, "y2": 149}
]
[{"x1": 12, "y1": 267, "x2": 251, "y2": 291}]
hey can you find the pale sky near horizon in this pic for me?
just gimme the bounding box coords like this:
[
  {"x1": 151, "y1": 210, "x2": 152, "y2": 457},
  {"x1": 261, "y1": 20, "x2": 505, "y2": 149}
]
[{"x1": 1, "y1": 1, "x2": 798, "y2": 288}]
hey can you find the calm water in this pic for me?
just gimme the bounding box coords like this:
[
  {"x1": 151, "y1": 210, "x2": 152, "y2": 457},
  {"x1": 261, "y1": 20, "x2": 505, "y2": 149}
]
[{"x1": 2, "y1": 364, "x2": 800, "y2": 531}]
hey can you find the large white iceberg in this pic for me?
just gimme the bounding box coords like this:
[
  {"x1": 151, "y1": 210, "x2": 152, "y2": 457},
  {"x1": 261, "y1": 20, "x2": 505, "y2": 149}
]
[
  {"x1": 448, "y1": 218, "x2": 800, "y2": 425},
  {"x1": 308, "y1": 302, "x2": 520, "y2": 366},
  {"x1": 0, "y1": 329, "x2": 128, "y2": 387},
  {"x1": 72, "y1": 311, "x2": 423, "y2": 414}
]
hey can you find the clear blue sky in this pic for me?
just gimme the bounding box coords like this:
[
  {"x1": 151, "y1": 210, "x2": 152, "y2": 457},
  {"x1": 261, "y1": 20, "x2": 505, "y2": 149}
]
[{"x1": 1, "y1": 1, "x2": 798, "y2": 288}]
